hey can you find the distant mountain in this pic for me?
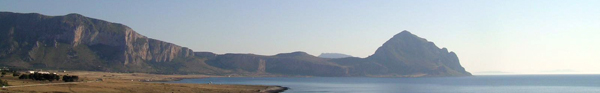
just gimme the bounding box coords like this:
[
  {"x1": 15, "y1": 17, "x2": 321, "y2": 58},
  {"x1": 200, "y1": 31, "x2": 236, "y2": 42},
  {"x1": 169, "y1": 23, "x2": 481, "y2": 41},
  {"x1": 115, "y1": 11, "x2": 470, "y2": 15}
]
[
  {"x1": 204, "y1": 51, "x2": 347, "y2": 76},
  {"x1": 318, "y1": 53, "x2": 353, "y2": 58},
  {"x1": 0, "y1": 12, "x2": 470, "y2": 77},
  {"x1": 366, "y1": 31, "x2": 471, "y2": 76},
  {"x1": 207, "y1": 31, "x2": 471, "y2": 77}
]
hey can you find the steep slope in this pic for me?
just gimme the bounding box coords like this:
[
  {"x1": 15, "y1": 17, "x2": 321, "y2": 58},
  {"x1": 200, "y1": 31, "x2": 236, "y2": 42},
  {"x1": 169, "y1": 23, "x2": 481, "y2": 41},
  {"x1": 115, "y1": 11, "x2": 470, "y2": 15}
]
[
  {"x1": 203, "y1": 51, "x2": 348, "y2": 76},
  {"x1": 0, "y1": 12, "x2": 470, "y2": 77},
  {"x1": 366, "y1": 31, "x2": 471, "y2": 76},
  {"x1": 318, "y1": 53, "x2": 353, "y2": 58},
  {"x1": 0, "y1": 12, "x2": 206, "y2": 73}
]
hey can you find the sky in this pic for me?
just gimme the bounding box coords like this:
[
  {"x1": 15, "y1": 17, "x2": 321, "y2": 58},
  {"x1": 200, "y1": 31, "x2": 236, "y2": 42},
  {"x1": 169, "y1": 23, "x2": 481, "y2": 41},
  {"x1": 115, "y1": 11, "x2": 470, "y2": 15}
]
[{"x1": 1, "y1": 0, "x2": 599, "y2": 75}]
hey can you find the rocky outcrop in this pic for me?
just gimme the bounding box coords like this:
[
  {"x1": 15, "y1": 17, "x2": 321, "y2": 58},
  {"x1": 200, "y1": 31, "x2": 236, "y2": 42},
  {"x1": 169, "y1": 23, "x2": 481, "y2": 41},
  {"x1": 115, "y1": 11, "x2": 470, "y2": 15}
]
[
  {"x1": 0, "y1": 12, "x2": 193, "y2": 71},
  {"x1": 366, "y1": 31, "x2": 471, "y2": 76},
  {"x1": 63, "y1": 13, "x2": 194, "y2": 65},
  {"x1": 0, "y1": 12, "x2": 470, "y2": 77}
]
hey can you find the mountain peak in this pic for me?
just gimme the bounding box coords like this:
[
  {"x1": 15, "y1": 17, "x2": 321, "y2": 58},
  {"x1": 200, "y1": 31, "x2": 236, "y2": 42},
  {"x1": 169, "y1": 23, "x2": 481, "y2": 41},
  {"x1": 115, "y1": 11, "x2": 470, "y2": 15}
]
[
  {"x1": 275, "y1": 51, "x2": 312, "y2": 57},
  {"x1": 399, "y1": 30, "x2": 412, "y2": 35},
  {"x1": 65, "y1": 13, "x2": 85, "y2": 18},
  {"x1": 367, "y1": 30, "x2": 471, "y2": 76},
  {"x1": 392, "y1": 30, "x2": 418, "y2": 39},
  {"x1": 318, "y1": 53, "x2": 353, "y2": 58},
  {"x1": 66, "y1": 13, "x2": 83, "y2": 16},
  {"x1": 0, "y1": 12, "x2": 471, "y2": 77}
]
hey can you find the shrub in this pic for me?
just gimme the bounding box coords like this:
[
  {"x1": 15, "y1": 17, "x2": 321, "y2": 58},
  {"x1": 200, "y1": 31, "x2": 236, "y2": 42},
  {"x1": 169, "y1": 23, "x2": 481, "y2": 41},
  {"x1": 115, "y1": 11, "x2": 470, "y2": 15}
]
[
  {"x1": 18, "y1": 74, "x2": 28, "y2": 79},
  {"x1": 0, "y1": 78, "x2": 8, "y2": 86},
  {"x1": 18, "y1": 73, "x2": 61, "y2": 82},
  {"x1": 13, "y1": 72, "x2": 20, "y2": 77},
  {"x1": 62, "y1": 75, "x2": 79, "y2": 82}
]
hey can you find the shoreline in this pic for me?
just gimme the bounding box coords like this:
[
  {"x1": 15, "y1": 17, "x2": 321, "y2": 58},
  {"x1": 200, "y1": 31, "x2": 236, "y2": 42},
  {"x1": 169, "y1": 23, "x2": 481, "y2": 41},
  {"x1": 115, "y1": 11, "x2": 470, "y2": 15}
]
[
  {"x1": 144, "y1": 77, "x2": 208, "y2": 82},
  {"x1": 154, "y1": 77, "x2": 289, "y2": 93},
  {"x1": 260, "y1": 86, "x2": 289, "y2": 93}
]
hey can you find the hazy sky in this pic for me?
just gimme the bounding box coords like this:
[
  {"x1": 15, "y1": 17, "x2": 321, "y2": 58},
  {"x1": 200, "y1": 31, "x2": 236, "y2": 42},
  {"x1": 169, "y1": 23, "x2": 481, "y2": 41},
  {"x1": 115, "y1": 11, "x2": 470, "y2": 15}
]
[{"x1": 2, "y1": 0, "x2": 599, "y2": 75}]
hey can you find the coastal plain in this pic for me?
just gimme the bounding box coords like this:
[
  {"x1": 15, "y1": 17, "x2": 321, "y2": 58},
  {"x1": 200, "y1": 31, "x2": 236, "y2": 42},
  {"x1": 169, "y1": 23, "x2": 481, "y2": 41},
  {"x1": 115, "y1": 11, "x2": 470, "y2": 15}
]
[{"x1": 0, "y1": 71, "x2": 286, "y2": 93}]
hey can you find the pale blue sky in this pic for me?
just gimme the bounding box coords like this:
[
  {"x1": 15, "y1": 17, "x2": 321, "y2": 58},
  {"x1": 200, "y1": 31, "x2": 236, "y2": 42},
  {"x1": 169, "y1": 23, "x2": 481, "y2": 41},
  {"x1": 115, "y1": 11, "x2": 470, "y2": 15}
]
[{"x1": 2, "y1": 0, "x2": 599, "y2": 74}]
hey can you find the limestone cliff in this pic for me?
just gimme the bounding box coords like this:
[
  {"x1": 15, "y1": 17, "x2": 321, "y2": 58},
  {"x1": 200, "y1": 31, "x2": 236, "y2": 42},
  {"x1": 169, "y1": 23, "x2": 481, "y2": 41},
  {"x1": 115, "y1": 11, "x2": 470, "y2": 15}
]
[
  {"x1": 366, "y1": 31, "x2": 471, "y2": 76},
  {"x1": 0, "y1": 12, "x2": 193, "y2": 71},
  {"x1": 0, "y1": 12, "x2": 470, "y2": 77}
]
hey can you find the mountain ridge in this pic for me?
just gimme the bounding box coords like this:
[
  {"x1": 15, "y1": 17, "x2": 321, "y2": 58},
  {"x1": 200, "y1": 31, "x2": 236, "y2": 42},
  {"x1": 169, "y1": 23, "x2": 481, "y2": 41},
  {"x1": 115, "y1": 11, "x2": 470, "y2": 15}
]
[
  {"x1": 0, "y1": 12, "x2": 470, "y2": 77},
  {"x1": 366, "y1": 30, "x2": 470, "y2": 76},
  {"x1": 318, "y1": 53, "x2": 353, "y2": 58},
  {"x1": 0, "y1": 11, "x2": 195, "y2": 73}
]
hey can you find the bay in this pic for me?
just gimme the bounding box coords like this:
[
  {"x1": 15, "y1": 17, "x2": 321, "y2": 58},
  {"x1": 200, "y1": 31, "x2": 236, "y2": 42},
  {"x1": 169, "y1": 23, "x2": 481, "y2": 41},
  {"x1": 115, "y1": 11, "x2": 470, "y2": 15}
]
[{"x1": 168, "y1": 75, "x2": 600, "y2": 93}]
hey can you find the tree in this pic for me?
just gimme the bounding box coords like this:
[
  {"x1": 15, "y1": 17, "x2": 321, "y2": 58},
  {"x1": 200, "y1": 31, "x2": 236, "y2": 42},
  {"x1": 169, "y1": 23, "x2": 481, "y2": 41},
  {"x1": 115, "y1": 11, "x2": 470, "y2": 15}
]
[
  {"x1": 0, "y1": 78, "x2": 8, "y2": 86},
  {"x1": 63, "y1": 75, "x2": 71, "y2": 82},
  {"x1": 18, "y1": 73, "x2": 63, "y2": 82},
  {"x1": 55, "y1": 75, "x2": 60, "y2": 81},
  {"x1": 62, "y1": 75, "x2": 80, "y2": 82},
  {"x1": 72, "y1": 76, "x2": 79, "y2": 81},
  {"x1": 43, "y1": 74, "x2": 53, "y2": 82},
  {"x1": 19, "y1": 74, "x2": 29, "y2": 79},
  {"x1": 28, "y1": 74, "x2": 34, "y2": 80},
  {"x1": 1, "y1": 72, "x2": 5, "y2": 77},
  {"x1": 13, "y1": 72, "x2": 20, "y2": 77}
]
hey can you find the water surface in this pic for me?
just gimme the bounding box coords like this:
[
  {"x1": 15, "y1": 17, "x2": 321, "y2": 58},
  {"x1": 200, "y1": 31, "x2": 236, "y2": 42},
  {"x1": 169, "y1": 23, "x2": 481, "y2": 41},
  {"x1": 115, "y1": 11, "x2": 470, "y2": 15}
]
[{"x1": 169, "y1": 75, "x2": 600, "y2": 93}]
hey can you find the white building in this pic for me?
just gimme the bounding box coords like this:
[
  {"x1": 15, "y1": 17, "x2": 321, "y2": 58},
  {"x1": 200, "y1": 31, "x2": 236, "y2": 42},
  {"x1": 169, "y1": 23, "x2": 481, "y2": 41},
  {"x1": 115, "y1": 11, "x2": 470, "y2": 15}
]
[{"x1": 28, "y1": 71, "x2": 55, "y2": 74}]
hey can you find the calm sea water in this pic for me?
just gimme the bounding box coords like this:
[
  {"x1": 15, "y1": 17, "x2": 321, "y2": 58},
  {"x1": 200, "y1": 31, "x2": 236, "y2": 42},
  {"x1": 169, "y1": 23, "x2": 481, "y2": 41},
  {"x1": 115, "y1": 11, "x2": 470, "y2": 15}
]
[{"x1": 168, "y1": 75, "x2": 600, "y2": 93}]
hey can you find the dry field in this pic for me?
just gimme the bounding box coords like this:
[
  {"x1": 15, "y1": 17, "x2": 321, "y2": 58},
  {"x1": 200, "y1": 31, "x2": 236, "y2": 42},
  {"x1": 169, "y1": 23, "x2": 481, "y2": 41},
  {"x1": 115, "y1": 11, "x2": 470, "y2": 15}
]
[{"x1": 0, "y1": 71, "x2": 285, "y2": 93}]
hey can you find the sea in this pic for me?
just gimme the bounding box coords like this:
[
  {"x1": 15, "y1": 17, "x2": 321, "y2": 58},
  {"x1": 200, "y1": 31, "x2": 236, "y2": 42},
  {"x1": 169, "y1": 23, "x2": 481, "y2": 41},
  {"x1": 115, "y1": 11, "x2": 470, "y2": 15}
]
[{"x1": 168, "y1": 75, "x2": 600, "y2": 93}]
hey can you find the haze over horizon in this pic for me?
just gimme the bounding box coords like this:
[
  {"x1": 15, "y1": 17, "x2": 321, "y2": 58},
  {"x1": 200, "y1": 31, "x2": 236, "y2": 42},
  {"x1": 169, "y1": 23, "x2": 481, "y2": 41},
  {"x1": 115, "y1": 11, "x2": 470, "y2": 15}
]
[{"x1": 2, "y1": 0, "x2": 599, "y2": 75}]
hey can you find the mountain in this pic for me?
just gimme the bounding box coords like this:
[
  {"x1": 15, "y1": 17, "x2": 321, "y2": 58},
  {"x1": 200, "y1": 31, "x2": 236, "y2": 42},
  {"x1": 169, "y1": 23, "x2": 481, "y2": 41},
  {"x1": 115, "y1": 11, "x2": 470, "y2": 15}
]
[
  {"x1": 0, "y1": 12, "x2": 470, "y2": 77},
  {"x1": 365, "y1": 31, "x2": 470, "y2": 76},
  {"x1": 203, "y1": 51, "x2": 347, "y2": 76},
  {"x1": 205, "y1": 31, "x2": 471, "y2": 77},
  {"x1": 0, "y1": 12, "x2": 212, "y2": 74},
  {"x1": 318, "y1": 53, "x2": 353, "y2": 58}
]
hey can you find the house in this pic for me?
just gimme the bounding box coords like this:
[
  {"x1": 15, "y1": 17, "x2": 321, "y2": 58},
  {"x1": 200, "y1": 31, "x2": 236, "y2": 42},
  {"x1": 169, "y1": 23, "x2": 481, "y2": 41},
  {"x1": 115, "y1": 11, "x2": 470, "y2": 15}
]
[
  {"x1": 28, "y1": 71, "x2": 56, "y2": 74},
  {"x1": 0, "y1": 67, "x2": 9, "y2": 71}
]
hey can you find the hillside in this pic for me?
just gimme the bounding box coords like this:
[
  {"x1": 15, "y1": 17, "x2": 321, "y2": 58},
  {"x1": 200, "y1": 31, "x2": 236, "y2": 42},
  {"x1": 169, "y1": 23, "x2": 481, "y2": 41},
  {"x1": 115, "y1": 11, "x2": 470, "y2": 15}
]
[
  {"x1": 0, "y1": 12, "x2": 220, "y2": 74},
  {"x1": 366, "y1": 31, "x2": 471, "y2": 76},
  {"x1": 0, "y1": 12, "x2": 470, "y2": 77}
]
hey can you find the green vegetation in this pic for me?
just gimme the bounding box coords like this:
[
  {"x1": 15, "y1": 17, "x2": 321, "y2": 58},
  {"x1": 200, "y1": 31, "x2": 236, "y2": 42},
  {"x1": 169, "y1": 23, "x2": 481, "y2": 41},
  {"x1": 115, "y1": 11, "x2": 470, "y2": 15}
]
[
  {"x1": 19, "y1": 73, "x2": 61, "y2": 82},
  {"x1": 18, "y1": 74, "x2": 27, "y2": 79},
  {"x1": 62, "y1": 75, "x2": 79, "y2": 82},
  {"x1": 13, "y1": 72, "x2": 20, "y2": 76},
  {"x1": 0, "y1": 78, "x2": 8, "y2": 86}
]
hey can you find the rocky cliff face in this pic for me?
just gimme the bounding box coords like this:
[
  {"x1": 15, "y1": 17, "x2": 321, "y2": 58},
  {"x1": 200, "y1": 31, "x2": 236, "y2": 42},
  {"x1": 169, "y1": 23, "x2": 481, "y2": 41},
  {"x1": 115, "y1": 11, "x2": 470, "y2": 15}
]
[
  {"x1": 0, "y1": 12, "x2": 193, "y2": 71},
  {"x1": 366, "y1": 31, "x2": 470, "y2": 76},
  {"x1": 0, "y1": 12, "x2": 470, "y2": 77}
]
